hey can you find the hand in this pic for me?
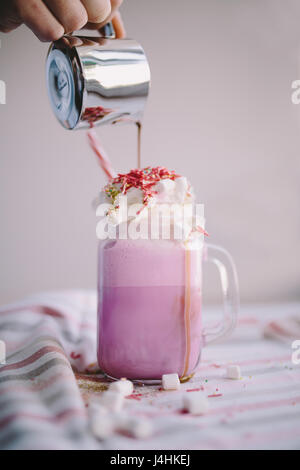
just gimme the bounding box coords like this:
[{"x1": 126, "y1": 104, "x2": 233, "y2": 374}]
[{"x1": 0, "y1": 0, "x2": 125, "y2": 42}]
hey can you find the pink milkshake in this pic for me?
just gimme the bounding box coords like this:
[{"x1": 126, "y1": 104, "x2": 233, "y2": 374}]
[
  {"x1": 97, "y1": 238, "x2": 203, "y2": 380},
  {"x1": 96, "y1": 167, "x2": 205, "y2": 380}
]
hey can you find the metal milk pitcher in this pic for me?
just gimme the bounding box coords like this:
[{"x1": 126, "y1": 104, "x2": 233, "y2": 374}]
[{"x1": 46, "y1": 25, "x2": 151, "y2": 130}]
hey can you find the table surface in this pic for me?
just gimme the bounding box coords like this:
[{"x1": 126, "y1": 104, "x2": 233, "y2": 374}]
[
  {"x1": 77, "y1": 302, "x2": 300, "y2": 450},
  {"x1": 0, "y1": 292, "x2": 299, "y2": 450}
]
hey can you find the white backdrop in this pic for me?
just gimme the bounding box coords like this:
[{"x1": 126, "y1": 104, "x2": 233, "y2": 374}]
[{"x1": 0, "y1": 0, "x2": 300, "y2": 305}]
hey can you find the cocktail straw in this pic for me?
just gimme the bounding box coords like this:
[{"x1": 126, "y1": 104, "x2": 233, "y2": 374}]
[{"x1": 87, "y1": 128, "x2": 117, "y2": 181}]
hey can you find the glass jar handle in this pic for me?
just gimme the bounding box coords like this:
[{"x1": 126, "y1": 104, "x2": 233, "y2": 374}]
[{"x1": 202, "y1": 243, "x2": 239, "y2": 345}]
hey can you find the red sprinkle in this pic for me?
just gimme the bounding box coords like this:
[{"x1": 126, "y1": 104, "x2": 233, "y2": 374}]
[
  {"x1": 186, "y1": 387, "x2": 204, "y2": 392},
  {"x1": 107, "y1": 167, "x2": 180, "y2": 207},
  {"x1": 70, "y1": 352, "x2": 81, "y2": 360},
  {"x1": 195, "y1": 225, "x2": 209, "y2": 237},
  {"x1": 126, "y1": 394, "x2": 142, "y2": 401},
  {"x1": 208, "y1": 393, "x2": 223, "y2": 398}
]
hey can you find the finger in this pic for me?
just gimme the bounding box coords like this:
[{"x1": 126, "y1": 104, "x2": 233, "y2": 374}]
[
  {"x1": 96, "y1": 0, "x2": 123, "y2": 26},
  {"x1": 80, "y1": 0, "x2": 111, "y2": 24},
  {"x1": 112, "y1": 11, "x2": 125, "y2": 38},
  {"x1": 0, "y1": 1, "x2": 22, "y2": 33},
  {"x1": 43, "y1": 0, "x2": 88, "y2": 34},
  {"x1": 83, "y1": 0, "x2": 123, "y2": 31},
  {"x1": 110, "y1": 0, "x2": 124, "y2": 14},
  {"x1": 17, "y1": 0, "x2": 64, "y2": 41},
  {"x1": 62, "y1": 36, "x2": 84, "y2": 48}
]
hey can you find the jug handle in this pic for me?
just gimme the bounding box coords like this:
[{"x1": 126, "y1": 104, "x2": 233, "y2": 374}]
[
  {"x1": 202, "y1": 243, "x2": 239, "y2": 345},
  {"x1": 70, "y1": 21, "x2": 115, "y2": 38},
  {"x1": 99, "y1": 22, "x2": 115, "y2": 38}
]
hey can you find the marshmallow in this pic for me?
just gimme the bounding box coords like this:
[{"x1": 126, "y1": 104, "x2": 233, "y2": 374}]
[
  {"x1": 89, "y1": 409, "x2": 115, "y2": 440},
  {"x1": 175, "y1": 177, "x2": 188, "y2": 202},
  {"x1": 126, "y1": 418, "x2": 153, "y2": 439},
  {"x1": 183, "y1": 392, "x2": 210, "y2": 415},
  {"x1": 154, "y1": 179, "x2": 175, "y2": 195},
  {"x1": 226, "y1": 365, "x2": 241, "y2": 380},
  {"x1": 117, "y1": 416, "x2": 153, "y2": 439},
  {"x1": 125, "y1": 187, "x2": 144, "y2": 205},
  {"x1": 99, "y1": 390, "x2": 124, "y2": 412},
  {"x1": 109, "y1": 378, "x2": 134, "y2": 397},
  {"x1": 88, "y1": 396, "x2": 108, "y2": 413},
  {"x1": 162, "y1": 373, "x2": 180, "y2": 390}
]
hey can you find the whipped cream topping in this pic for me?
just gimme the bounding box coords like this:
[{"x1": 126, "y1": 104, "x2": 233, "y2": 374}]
[{"x1": 96, "y1": 167, "x2": 205, "y2": 240}]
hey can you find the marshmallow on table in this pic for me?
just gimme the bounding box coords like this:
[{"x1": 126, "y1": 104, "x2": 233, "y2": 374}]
[
  {"x1": 89, "y1": 408, "x2": 115, "y2": 440},
  {"x1": 88, "y1": 397, "x2": 108, "y2": 414},
  {"x1": 129, "y1": 418, "x2": 153, "y2": 439},
  {"x1": 109, "y1": 378, "x2": 134, "y2": 397},
  {"x1": 226, "y1": 365, "x2": 241, "y2": 380},
  {"x1": 117, "y1": 415, "x2": 153, "y2": 439},
  {"x1": 183, "y1": 392, "x2": 210, "y2": 415},
  {"x1": 162, "y1": 373, "x2": 180, "y2": 390},
  {"x1": 99, "y1": 390, "x2": 124, "y2": 412}
]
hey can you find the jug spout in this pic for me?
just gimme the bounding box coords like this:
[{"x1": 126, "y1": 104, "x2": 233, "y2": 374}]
[{"x1": 46, "y1": 30, "x2": 151, "y2": 130}]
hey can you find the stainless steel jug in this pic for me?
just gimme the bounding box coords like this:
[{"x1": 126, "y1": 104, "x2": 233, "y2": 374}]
[{"x1": 46, "y1": 26, "x2": 151, "y2": 130}]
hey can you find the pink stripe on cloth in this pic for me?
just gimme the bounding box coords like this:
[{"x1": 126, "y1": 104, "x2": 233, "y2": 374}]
[
  {"x1": 199, "y1": 354, "x2": 292, "y2": 372},
  {"x1": 209, "y1": 395, "x2": 300, "y2": 417},
  {"x1": 0, "y1": 346, "x2": 68, "y2": 373},
  {"x1": 264, "y1": 315, "x2": 300, "y2": 342},
  {"x1": 0, "y1": 371, "x2": 74, "y2": 396},
  {"x1": 0, "y1": 409, "x2": 86, "y2": 431},
  {"x1": 0, "y1": 304, "x2": 95, "y2": 330}
]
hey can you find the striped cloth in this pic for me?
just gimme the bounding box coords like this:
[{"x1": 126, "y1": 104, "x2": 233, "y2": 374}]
[
  {"x1": 0, "y1": 291, "x2": 99, "y2": 450},
  {"x1": 0, "y1": 291, "x2": 299, "y2": 450}
]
